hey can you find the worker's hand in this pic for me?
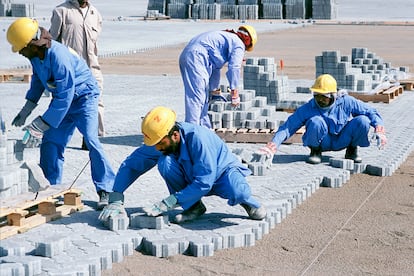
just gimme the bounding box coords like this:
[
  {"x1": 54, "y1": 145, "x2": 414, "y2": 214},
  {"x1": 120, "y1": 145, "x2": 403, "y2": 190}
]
[
  {"x1": 143, "y1": 194, "x2": 178, "y2": 216},
  {"x1": 253, "y1": 142, "x2": 277, "y2": 168},
  {"x1": 230, "y1": 89, "x2": 240, "y2": 110},
  {"x1": 372, "y1": 125, "x2": 387, "y2": 150},
  {"x1": 210, "y1": 88, "x2": 227, "y2": 103},
  {"x1": 12, "y1": 100, "x2": 37, "y2": 127},
  {"x1": 257, "y1": 142, "x2": 277, "y2": 157},
  {"x1": 22, "y1": 116, "x2": 50, "y2": 148},
  {"x1": 98, "y1": 192, "x2": 125, "y2": 223}
]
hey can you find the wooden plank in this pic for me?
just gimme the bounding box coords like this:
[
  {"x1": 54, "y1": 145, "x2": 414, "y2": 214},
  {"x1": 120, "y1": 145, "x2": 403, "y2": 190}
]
[
  {"x1": 400, "y1": 80, "x2": 414, "y2": 91},
  {"x1": 348, "y1": 85, "x2": 403, "y2": 103},
  {"x1": 0, "y1": 188, "x2": 83, "y2": 240}
]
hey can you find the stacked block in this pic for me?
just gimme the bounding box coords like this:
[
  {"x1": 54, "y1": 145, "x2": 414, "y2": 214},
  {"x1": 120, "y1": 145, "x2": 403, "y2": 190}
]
[
  {"x1": 0, "y1": 0, "x2": 11, "y2": 16},
  {"x1": 10, "y1": 3, "x2": 34, "y2": 17},
  {"x1": 147, "y1": 0, "x2": 337, "y2": 19},
  {"x1": 243, "y1": 57, "x2": 289, "y2": 104},
  {"x1": 315, "y1": 48, "x2": 407, "y2": 92}
]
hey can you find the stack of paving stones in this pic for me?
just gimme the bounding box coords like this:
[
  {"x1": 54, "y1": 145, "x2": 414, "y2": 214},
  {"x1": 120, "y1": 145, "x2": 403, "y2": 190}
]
[
  {"x1": 0, "y1": 111, "x2": 30, "y2": 200},
  {"x1": 315, "y1": 47, "x2": 409, "y2": 92},
  {"x1": 0, "y1": 0, "x2": 35, "y2": 17},
  {"x1": 243, "y1": 56, "x2": 311, "y2": 111},
  {"x1": 1, "y1": 74, "x2": 414, "y2": 275},
  {"x1": 147, "y1": 0, "x2": 337, "y2": 19}
]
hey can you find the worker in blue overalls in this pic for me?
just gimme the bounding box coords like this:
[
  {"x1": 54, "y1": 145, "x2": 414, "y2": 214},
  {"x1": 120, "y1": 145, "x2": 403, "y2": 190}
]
[
  {"x1": 7, "y1": 18, "x2": 114, "y2": 209},
  {"x1": 258, "y1": 74, "x2": 387, "y2": 164},
  {"x1": 179, "y1": 25, "x2": 257, "y2": 128},
  {"x1": 99, "y1": 106, "x2": 266, "y2": 225}
]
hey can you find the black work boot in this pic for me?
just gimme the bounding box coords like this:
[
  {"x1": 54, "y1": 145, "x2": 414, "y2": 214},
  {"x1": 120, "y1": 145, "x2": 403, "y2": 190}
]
[
  {"x1": 81, "y1": 138, "x2": 89, "y2": 151},
  {"x1": 345, "y1": 145, "x2": 362, "y2": 163},
  {"x1": 97, "y1": 190, "x2": 109, "y2": 210},
  {"x1": 307, "y1": 147, "x2": 322, "y2": 164},
  {"x1": 172, "y1": 200, "x2": 206, "y2": 224}
]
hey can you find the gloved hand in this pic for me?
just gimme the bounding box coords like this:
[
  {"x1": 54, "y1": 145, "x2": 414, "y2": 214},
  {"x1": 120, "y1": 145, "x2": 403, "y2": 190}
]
[
  {"x1": 210, "y1": 88, "x2": 227, "y2": 102},
  {"x1": 98, "y1": 192, "x2": 125, "y2": 223},
  {"x1": 143, "y1": 194, "x2": 178, "y2": 216},
  {"x1": 22, "y1": 116, "x2": 50, "y2": 148},
  {"x1": 12, "y1": 100, "x2": 37, "y2": 127},
  {"x1": 372, "y1": 125, "x2": 387, "y2": 150},
  {"x1": 230, "y1": 89, "x2": 240, "y2": 109},
  {"x1": 253, "y1": 142, "x2": 277, "y2": 168}
]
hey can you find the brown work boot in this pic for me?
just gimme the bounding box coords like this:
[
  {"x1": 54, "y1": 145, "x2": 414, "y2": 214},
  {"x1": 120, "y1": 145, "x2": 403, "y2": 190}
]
[
  {"x1": 172, "y1": 200, "x2": 206, "y2": 224},
  {"x1": 307, "y1": 147, "x2": 322, "y2": 164},
  {"x1": 240, "y1": 203, "x2": 267, "y2": 220},
  {"x1": 345, "y1": 146, "x2": 362, "y2": 163}
]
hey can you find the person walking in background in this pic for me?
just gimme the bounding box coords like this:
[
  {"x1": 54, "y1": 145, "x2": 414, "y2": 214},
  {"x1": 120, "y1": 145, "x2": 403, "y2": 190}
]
[
  {"x1": 179, "y1": 25, "x2": 257, "y2": 128},
  {"x1": 98, "y1": 106, "x2": 266, "y2": 225},
  {"x1": 50, "y1": 0, "x2": 105, "y2": 150},
  {"x1": 7, "y1": 17, "x2": 114, "y2": 210},
  {"x1": 258, "y1": 74, "x2": 387, "y2": 164}
]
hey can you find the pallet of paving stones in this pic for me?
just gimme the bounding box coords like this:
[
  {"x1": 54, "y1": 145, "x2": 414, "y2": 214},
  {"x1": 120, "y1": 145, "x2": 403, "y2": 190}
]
[
  {"x1": 0, "y1": 187, "x2": 83, "y2": 240},
  {"x1": 348, "y1": 85, "x2": 403, "y2": 103},
  {"x1": 399, "y1": 79, "x2": 414, "y2": 91},
  {"x1": 0, "y1": 70, "x2": 32, "y2": 83},
  {"x1": 215, "y1": 127, "x2": 305, "y2": 144}
]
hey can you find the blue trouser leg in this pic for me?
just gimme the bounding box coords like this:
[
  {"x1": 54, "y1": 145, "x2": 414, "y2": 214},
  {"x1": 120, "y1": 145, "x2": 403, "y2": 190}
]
[
  {"x1": 302, "y1": 116, "x2": 328, "y2": 148},
  {"x1": 180, "y1": 47, "x2": 212, "y2": 129},
  {"x1": 158, "y1": 156, "x2": 260, "y2": 210},
  {"x1": 40, "y1": 118, "x2": 76, "y2": 184},
  {"x1": 74, "y1": 95, "x2": 115, "y2": 192},
  {"x1": 41, "y1": 95, "x2": 114, "y2": 191},
  {"x1": 303, "y1": 115, "x2": 371, "y2": 151}
]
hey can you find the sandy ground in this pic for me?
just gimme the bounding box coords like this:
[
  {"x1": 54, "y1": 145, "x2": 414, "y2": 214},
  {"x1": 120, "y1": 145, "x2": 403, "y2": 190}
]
[{"x1": 100, "y1": 23, "x2": 414, "y2": 275}]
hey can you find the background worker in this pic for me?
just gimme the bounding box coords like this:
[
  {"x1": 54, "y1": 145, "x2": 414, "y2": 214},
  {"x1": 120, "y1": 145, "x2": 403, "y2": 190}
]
[
  {"x1": 50, "y1": 0, "x2": 105, "y2": 150},
  {"x1": 7, "y1": 17, "x2": 114, "y2": 209},
  {"x1": 179, "y1": 25, "x2": 257, "y2": 128},
  {"x1": 99, "y1": 106, "x2": 266, "y2": 224},
  {"x1": 259, "y1": 74, "x2": 387, "y2": 164}
]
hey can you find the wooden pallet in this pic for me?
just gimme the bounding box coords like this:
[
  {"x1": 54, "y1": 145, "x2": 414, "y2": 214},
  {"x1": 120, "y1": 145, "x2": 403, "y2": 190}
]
[
  {"x1": 215, "y1": 126, "x2": 305, "y2": 144},
  {"x1": 348, "y1": 85, "x2": 403, "y2": 103},
  {"x1": 0, "y1": 70, "x2": 32, "y2": 83},
  {"x1": 399, "y1": 79, "x2": 414, "y2": 91},
  {"x1": 0, "y1": 188, "x2": 83, "y2": 240}
]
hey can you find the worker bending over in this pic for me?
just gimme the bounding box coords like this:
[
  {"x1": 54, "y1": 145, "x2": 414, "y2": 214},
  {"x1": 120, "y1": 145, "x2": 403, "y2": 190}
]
[{"x1": 99, "y1": 106, "x2": 266, "y2": 224}]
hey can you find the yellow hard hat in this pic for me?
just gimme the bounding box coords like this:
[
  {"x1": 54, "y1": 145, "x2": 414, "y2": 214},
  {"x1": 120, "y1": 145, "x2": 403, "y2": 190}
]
[
  {"x1": 7, "y1": 17, "x2": 39, "y2": 53},
  {"x1": 238, "y1": 25, "x2": 257, "y2": 52},
  {"x1": 141, "y1": 106, "x2": 177, "y2": 146},
  {"x1": 310, "y1": 74, "x2": 337, "y2": 94}
]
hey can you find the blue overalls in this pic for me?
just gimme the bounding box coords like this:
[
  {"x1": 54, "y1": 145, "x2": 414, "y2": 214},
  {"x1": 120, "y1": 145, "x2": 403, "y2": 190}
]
[
  {"x1": 179, "y1": 30, "x2": 245, "y2": 128},
  {"x1": 26, "y1": 41, "x2": 114, "y2": 192},
  {"x1": 113, "y1": 122, "x2": 261, "y2": 210},
  {"x1": 271, "y1": 93, "x2": 384, "y2": 151}
]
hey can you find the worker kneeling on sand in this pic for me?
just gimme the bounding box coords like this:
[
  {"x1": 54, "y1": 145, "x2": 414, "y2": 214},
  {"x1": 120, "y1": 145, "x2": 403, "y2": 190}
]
[
  {"x1": 99, "y1": 106, "x2": 266, "y2": 224},
  {"x1": 258, "y1": 74, "x2": 387, "y2": 164}
]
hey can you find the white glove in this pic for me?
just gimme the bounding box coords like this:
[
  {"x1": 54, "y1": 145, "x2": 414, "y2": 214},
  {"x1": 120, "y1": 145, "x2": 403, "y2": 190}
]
[
  {"x1": 253, "y1": 142, "x2": 277, "y2": 168},
  {"x1": 98, "y1": 192, "x2": 126, "y2": 223},
  {"x1": 230, "y1": 89, "x2": 240, "y2": 110},
  {"x1": 143, "y1": 194, "x2": 178, "y2": 216},
  {"x1": 22, "y1": 116, "x2": 50, "y2": 148},
  {"x1": 372, "y1": 125, "x2": 387, "y2": 150},
  {"x1": 12, "y1": 100, "x2": 37, "y2": 127}
]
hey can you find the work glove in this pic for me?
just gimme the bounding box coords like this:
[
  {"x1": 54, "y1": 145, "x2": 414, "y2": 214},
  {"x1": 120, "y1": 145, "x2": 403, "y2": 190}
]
[
  {"x1": 22, "y1": 116, "x2": 50, "y2": 148},
  {"x1": 230, "y1": 89, "x2": 240, "y2": 110},
  {"x1": 143, "y1": 194, "x2": 178, "y2": 216},
  {"x1": 98, "y1": 192, "x2": 126, "y2": 223},
  {"x1": 12, "y1": 100, "x2": 37, "y2": 127},
  {"x1": 253, "y1": 142, "x2": 277, "y2": 168},
  {"x1": 210, "y1": 88, "x2": 227, "y2": 102},
  {"x1": 372, "y1": 125, "x2": 387, "y2": 150}
]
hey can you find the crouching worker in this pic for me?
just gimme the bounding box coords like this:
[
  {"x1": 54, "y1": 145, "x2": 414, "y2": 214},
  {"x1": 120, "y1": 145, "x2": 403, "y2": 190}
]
[
  {"x1": 258, "y1": 74, "x2": 387, "y2": 164},
  {"x1": 99, "y1": 106, "x2": 266, "y2": 225}
]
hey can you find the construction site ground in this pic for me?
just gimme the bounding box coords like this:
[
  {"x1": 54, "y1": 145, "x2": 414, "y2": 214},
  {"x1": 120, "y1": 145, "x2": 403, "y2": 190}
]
[{"x1": 1, "y1": 23, "x2": 413, "y2": 275}]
